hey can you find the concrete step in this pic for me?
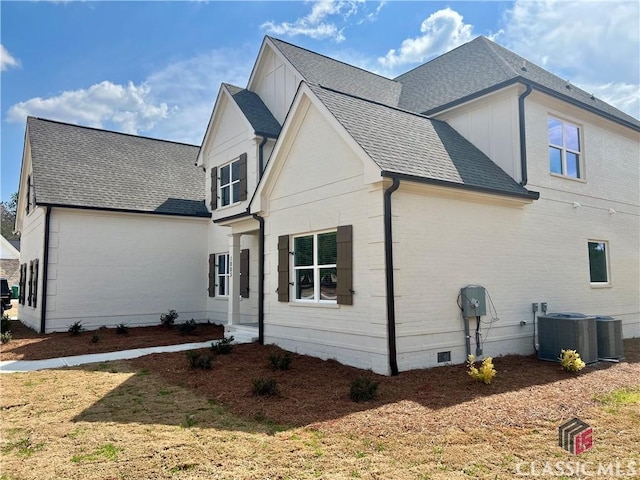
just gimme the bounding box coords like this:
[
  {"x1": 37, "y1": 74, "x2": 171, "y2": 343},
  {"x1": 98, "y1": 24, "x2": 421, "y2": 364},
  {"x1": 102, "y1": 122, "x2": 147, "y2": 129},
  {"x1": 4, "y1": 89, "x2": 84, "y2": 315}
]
[{"x1": 224, "y1": 324, "x2": 259, "y2": 344}]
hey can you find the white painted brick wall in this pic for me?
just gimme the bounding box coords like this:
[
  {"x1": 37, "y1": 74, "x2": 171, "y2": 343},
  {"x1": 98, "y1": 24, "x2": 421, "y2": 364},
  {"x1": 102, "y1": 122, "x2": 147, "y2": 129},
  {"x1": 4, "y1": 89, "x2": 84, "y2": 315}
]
[{"x1": 41, "y1": 209, "x2": 209, "y2": 332}]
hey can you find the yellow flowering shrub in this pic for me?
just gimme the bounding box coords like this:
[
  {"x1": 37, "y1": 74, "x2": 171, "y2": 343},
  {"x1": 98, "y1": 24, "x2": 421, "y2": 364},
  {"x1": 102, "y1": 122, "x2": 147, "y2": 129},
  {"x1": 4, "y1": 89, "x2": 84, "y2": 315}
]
[
  {"x1": 559, "y1": 349, "x2": 585, "y2": 372},
  {"x1": 467, "y1": 355, "x2": 496, "y2": 384}
]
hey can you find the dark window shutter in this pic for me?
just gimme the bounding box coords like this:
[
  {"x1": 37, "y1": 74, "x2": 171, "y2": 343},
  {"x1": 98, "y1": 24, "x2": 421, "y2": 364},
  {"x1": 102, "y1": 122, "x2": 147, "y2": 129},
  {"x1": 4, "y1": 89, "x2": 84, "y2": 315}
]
[
  {"x1": 336, "y1": 225, "x2": 353, "y2": 305},
  {"x1": 208, "y1": 254, "x2": 216, "y2": 297},
  {"x1": 18, "y1": 263, "x2": 25, "y2": 305},
  {"x1": 33, "y1": 259, "x2": 39, "y2": 308},
  {"x1": 238, "y1": 153, "x2": 248, "y2": 201},
  {"x1": 240, "y1": 248, "x2": 250, "y2": 298},
  {"x1": 27, "y1": 261, "x2": 33, "y2": 307},
  {"x1": 277, "y1": 235, "x2": 289, "y2": 302},
  {"x1": 210, "y1": 167, "x2": 218, "y2": 211}
]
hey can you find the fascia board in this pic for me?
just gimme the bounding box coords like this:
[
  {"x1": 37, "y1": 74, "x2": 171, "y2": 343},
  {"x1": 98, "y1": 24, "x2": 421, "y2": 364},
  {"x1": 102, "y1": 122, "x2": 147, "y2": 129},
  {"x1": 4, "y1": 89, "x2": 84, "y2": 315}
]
[
  {"x1": 196, "y1": 87, "x2": 226, "y2": 167},
  {"x1": 14, "y1": 125, "x2": 32, "y2": 234},
  {"x1": 247, "y1": 37, "x2": 308, "y2": 93},
  {"x1": 197, "y1": 86, "x2": 257, "y2": 168},
  {"x1": 249, "y1": 83, "x2": 382, "y2": 214},
  {"x1": 250, "y1": 84, "x2": 309, "y2": 214}
]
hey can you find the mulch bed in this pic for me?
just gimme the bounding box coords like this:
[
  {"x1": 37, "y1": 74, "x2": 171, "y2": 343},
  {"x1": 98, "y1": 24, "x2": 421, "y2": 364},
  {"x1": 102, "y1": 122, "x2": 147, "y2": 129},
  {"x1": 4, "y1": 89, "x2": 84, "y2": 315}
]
[
  {"x1": 0, "y1": 320, "x2": 224, "y2": 361},
  {"x1": 129, "y1": 338, "x2": 640, "y2": 428}
]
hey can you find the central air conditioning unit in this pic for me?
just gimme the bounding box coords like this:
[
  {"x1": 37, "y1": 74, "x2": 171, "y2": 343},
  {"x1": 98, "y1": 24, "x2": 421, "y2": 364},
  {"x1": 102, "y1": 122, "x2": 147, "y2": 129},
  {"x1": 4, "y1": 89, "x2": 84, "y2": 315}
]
[
  {"x1": 595, "y1": 316, "x2": 624, "y2": 360},
  {"x1": 537, "y1": 313, "x2": 598, "y2": 364}
]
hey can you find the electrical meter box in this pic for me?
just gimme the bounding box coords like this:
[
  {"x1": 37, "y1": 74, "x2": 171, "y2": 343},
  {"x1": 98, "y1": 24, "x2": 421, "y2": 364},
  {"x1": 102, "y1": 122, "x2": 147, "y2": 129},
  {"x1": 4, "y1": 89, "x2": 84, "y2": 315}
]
[{"x1": 460, "y1": 286, "x2": 487, "y2": 317}]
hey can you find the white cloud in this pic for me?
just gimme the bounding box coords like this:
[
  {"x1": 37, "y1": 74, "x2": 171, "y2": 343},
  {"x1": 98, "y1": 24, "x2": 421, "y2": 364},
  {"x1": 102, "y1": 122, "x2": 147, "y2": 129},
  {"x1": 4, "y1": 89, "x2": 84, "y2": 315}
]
[
  {"x1": 6, "y1": 47, "x2": 254, "y2": 145},
  {"x1": 0, "y1": 44, "x2": 20, "y2": 71},
  {"x1": 261, "y1": 0, "x2": 367, "y2": 42},
  {"x1": 497, "y1": 0, "x2": 640, "y2": 118},
  {"x1": 378, "y1": 8, "x2": 474, "y2": 71},
  {"x1": 7, "y1": 81, "x2": 170, "y2": 135}
]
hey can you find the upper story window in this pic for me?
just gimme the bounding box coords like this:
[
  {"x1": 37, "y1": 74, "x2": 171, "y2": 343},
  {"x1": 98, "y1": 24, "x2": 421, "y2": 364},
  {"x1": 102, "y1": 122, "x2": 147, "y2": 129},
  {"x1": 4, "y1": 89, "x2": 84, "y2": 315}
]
[
  {"x1": 548, "y1": 116, "x2": 582, "y2": 179},
  {"x1": 293, "y1": 231, "x2": 337, "y2": 302},
  {"x1": 210, "y1": 153, "x2": 247, "y2": 211},
  {"x1": 219, "y1": 160, "x2": 241, "y2": 207}
]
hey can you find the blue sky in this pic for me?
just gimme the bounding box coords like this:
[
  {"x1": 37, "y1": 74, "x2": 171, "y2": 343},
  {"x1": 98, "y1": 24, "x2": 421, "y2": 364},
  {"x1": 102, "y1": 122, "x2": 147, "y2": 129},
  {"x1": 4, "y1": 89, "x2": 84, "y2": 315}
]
[{"x1": 1, "y1": 1, "x2": 639, "y2": 203}]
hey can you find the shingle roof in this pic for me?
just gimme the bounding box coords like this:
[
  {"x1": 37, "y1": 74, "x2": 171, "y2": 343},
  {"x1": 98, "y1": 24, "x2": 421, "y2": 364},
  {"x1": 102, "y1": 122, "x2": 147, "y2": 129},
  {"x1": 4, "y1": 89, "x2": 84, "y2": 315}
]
[
  {"x1": 225, "y1": 84, "x2": 281, "y2": 137},
  {"x1": 310, "y1": 85, "x2": 536, "y2": 199},
  {"x1": 395, "y1": 36, "x2": 640, "y2": 130},
  {"x1": 269, "y1": 37, "x2": 402, "y2": 108},
  {"x1": 27, "y1": 117, "x2": 209, "y2": 217}
]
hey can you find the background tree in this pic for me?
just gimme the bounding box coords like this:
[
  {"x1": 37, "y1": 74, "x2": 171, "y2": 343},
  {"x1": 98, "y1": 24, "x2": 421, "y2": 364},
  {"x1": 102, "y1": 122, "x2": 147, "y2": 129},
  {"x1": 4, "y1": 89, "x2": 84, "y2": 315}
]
[{"x1": 1, "y1": 192, "x2": 19, "y2": 240}]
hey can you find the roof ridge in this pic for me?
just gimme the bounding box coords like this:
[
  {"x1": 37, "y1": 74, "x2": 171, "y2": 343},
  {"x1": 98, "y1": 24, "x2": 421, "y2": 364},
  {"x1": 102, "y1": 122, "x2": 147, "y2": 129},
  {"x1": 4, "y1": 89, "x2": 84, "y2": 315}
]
[
  {"x1": 394, "y1": 35, "x2": 486, "y2": 81},
  {"x1": 27, "y1": 116, "x2": 200, "y2": 148},
  {"x1": 267, "y1": 36, "x2": 398, "y2": 85},
  {"x1": 312, "y1": 83, "x2": 438, "y2": 123},
  {"x1": 475, "y1": 36, "x2": 520, "y2": 79}
]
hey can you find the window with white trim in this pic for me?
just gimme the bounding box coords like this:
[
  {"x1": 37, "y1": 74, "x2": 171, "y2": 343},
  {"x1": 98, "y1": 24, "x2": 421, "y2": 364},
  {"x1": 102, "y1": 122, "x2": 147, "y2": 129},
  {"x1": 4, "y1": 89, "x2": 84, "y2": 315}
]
[
  {"x1": 588, "y1": 241, "x2": 609, "y2": 284},
  {"x1": 548, "y1": 116, "x2": 582, "y2": 178},
  {"x1": 293, "y1": 231, "x2": 337, "y2": 302},
  {"x1": 219, "y1": 160, "x2": 241, "y2": 207},
  {"x1": 216, "y1": 253, "x2": 230, "y2": 296}
]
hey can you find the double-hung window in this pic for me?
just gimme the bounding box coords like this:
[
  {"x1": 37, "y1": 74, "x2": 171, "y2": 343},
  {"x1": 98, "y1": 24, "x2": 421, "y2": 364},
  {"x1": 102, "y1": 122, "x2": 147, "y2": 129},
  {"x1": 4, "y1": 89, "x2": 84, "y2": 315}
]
[
  {"x1": 548, "y1": 116, "x2": 582, "y2": 179},
  {"x1": 219, "y1": 160, "x2": 241, "y2": 207},
  {"x1": 293, "y1": 231, "x2": 337, "y2": 302},
  {"x1": 588, "y1": 241, "x2": 609, "y2": 285},
  {"x1": 217, "y1": 253, "x2": 230, "y2": 296}
]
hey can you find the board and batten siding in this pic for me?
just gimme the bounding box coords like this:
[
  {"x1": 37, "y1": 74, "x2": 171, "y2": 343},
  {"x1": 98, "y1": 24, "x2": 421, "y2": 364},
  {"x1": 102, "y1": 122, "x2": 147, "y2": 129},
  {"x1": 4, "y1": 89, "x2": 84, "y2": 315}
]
[
  {"x1": 263, "y1": 100, "x2": 390, "y2": 373},
  {"x1": 40, "y1": 209, "x2": 209, "y2": 332},
  {"x1": 439, "y1": 86, "x2": 522, "y2": 183},
  {"x1": 252, "y1": 45, "x2": 304, "y2": 126}
]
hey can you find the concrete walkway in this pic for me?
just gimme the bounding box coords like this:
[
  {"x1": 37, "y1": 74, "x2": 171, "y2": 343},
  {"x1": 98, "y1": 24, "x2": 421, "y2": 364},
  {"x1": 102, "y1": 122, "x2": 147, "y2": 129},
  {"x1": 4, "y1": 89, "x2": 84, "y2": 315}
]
[{"x1": 0, "y1": 329, "x2": 257, "y2": 374}]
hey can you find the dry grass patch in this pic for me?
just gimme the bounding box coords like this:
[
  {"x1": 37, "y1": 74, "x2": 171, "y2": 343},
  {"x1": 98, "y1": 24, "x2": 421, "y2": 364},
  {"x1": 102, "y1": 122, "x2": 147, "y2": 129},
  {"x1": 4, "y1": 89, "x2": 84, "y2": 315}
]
[{"x1": 0, "y1": 339, "x2": 638, "y2": 479}]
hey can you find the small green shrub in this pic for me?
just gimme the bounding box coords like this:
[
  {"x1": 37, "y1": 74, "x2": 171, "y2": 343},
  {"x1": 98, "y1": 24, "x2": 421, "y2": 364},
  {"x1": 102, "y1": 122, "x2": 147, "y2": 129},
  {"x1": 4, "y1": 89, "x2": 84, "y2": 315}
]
[
  {"x1": 211, "y1": 336, "x2": 234, "y2": 355},
  {"x1": 269, "y1": 352, "x2": 292, "y2": 371},
  {"x1": 186, "y1": 350, "x2": 212, "y2": 370},
  {"x1": 252, "y1": 378, "x2": 279, "y2": 397},
  {"x1": 349, "y1": 376, "x2": 379, "y2": 402},
  {"x1": 160, "y1": 309, "x2": 178, "y2": 328},
  {"x1": 68, "y1": 321, "x2": 85, "y2": 335},
  {"x1": 115, "y1": 323, "x2": 129, "y2": 335},
  {"x1": 90, "y1": 334, "x2": 100, "y2": 344},
  {"x1": 177, "y1": 319, "x2": 197, "y2": 335},
  {"x1": 559, "y1": 349, "x2": 586, "y2": 372},
  {"x1": 467, "y1": 355, "x2": 497, "y2": 384},
  {"x1": 1, "y1": 314, "x2": 11, "y2": 333},
  {"x1": 1, "y1": 331, "x2": 12, "y2": 344}
]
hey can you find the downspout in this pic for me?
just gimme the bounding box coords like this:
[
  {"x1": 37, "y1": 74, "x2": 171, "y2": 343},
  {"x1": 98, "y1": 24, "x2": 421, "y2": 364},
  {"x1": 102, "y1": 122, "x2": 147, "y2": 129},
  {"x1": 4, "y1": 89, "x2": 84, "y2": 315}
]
[
  {"x1": 252, "y1": 135, "x2": 269, "y2": 345},
  {"x1": 258, "y1": 136, "x2": 269, "y2": 178},
  {"x1": 384, "y1": 177, "x2": 400, "y2": 376},
  {"x1": 518, "y1": 83, "x2": 533, "y2": 186},
  {"x1": 40, "y1": 206, "x2": 51, "y2": 334},
  {"x1": 251, "y1": 213, "x2": 265, "y2": 345}
]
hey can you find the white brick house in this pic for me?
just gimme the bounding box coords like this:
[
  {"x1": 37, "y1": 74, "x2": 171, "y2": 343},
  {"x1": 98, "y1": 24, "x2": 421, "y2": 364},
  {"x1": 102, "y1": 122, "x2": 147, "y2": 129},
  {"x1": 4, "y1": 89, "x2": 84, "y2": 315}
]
[{"x1": 16, "y1": 36, "x2": 639, "y2": 374}]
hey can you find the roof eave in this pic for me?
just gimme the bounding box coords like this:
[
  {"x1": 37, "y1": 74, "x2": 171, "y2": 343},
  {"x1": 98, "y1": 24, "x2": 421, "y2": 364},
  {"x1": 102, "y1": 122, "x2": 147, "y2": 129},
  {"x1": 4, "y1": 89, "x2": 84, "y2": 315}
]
[
  {"x1": 380, "y1": 170, "x2": 540, "y2": 202},
  {"x1": 37, "y1": 203, "x2": 211, "y2": 219},
  {"x1": 425, "y1": 78, "x2": 640, "y2": 132}
]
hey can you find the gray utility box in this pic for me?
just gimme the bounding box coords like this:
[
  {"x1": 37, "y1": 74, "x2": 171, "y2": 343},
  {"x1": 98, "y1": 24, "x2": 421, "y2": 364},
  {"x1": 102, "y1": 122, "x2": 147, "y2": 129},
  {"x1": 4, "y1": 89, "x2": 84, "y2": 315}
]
[
  {"x1": 595, "y1": 316, "x2": 624, "y2": 360},
  {"x1": 460, "y1": 286, "x2": 486, "y2": 317},
  {"x1": 537, "y1": 313, "x2": 598, "y2": 364}
]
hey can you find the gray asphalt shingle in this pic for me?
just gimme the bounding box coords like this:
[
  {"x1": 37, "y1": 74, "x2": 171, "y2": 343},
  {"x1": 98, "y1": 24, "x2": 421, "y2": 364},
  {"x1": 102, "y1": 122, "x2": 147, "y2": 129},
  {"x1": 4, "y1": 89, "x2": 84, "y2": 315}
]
[
  {"x1": 269, "y1": 37, "x2": 402, "y2": 108},
  {"x1": 225, "y1": 84, "x2": 281, "y2": 137},
  {"x1": 27, "y1": 117, "x2": 208, "y2": 217},
  {"x1": 310, "y1": 85, "x2": 535, "y2": 198},
  {"x1": 396, "y1": 36, "x2": 639, "y2": 129}
]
